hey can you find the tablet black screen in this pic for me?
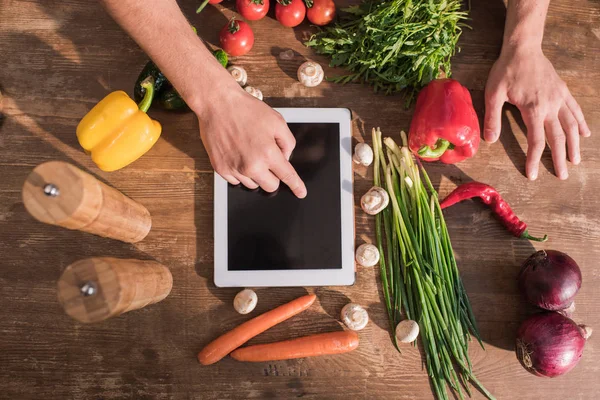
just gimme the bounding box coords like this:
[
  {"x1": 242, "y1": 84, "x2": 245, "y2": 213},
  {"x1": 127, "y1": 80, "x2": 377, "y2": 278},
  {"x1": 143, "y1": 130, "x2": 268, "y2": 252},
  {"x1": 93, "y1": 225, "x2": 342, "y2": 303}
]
[{"x1": 227, "y1": 123, "x2": 342, "y2": 271}]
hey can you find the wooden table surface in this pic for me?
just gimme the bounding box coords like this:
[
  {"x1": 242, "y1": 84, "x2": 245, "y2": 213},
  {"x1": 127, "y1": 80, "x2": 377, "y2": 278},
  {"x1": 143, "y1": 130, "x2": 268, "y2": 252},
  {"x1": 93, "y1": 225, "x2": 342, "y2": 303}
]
[{"x1": 1, "y1": 0, "x2": 599, "y2": 399}]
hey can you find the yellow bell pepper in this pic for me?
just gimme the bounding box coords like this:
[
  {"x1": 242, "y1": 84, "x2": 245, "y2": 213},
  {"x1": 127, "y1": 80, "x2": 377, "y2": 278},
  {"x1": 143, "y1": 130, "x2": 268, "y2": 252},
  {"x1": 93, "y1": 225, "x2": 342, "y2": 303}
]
[{"x1": 76, "y1": 77, "x2": 161, "y2": 172}]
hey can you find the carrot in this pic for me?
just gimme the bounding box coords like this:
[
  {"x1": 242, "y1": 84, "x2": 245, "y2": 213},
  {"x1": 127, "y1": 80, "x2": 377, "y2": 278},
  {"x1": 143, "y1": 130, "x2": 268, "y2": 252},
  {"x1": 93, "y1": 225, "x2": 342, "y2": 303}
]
[
  {"x1": 197, "y1": 293, "x2": 316, "y2": 365},
  {"x1": 230, "y1": 331, "x2": 359, "y2": 362}
]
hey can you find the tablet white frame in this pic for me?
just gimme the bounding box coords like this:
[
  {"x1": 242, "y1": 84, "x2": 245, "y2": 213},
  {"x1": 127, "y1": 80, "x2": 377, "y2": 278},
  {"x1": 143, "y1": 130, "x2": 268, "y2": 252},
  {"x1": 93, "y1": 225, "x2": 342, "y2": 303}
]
[{"x1": 214, "y1": 108, "x2": 355, "y2": 287}]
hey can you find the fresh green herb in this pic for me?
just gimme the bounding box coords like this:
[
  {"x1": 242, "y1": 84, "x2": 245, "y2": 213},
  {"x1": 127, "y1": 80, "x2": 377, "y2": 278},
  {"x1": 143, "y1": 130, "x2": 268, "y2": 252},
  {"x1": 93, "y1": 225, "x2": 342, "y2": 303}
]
[
  {"x1": 305, "y1": 0, "x2": 468, "y2": 102},
  {"x1": 372, "y1": 128, "x2": 494, "y2": 400},
  {"x1": 213, "y1": 49, "x2": 229, "y2": 68}
]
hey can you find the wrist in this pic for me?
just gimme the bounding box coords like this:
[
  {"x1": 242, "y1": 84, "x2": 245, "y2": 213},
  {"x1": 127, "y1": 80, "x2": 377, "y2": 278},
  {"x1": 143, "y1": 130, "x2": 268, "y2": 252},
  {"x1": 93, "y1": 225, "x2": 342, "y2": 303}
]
[
  {"x1": 502, "y1": 33, "x2": 542, "y2": 55},
  {"x1": 502, "y1": 0, "x2": 548, "y2": 56},
  {"x1": 500, "y1": 38, "x2": 543, "y2": 61},
  {"x1": 185, "y1": 66, "x2": 240, "y2": 120}
]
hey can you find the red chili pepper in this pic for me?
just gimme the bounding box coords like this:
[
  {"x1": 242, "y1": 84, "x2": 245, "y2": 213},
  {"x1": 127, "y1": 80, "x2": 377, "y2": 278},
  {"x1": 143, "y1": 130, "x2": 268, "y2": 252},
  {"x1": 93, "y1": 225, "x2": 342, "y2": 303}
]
[
  {"x1": 408, "y1": 79, "x2": 480, "y2": 164},
  {"x1": 440, "y1": 182, "x2": 548, "y2": 242}
]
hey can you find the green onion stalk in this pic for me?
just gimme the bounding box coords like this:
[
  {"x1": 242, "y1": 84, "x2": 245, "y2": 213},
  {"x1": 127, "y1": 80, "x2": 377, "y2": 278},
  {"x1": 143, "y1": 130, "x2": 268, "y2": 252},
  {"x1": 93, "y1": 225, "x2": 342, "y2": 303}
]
[{"x1": 372, "y1": 128, "x2": 495, "y2": 400}]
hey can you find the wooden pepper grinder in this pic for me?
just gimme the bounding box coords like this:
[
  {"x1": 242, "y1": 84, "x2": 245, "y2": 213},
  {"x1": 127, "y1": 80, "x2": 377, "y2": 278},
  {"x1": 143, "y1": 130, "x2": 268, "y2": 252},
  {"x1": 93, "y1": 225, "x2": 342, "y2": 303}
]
[
  {"x1": 57, "y1": 257, "x2": 173, "y2": 323},
  {"x1": 22, "y1": 161, "x2": 151, "y2": 243}
]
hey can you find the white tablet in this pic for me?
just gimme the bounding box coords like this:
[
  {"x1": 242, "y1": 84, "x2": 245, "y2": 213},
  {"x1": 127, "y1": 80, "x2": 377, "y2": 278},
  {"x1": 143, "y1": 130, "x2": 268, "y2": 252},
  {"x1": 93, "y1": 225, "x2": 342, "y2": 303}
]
[{"x1": 214, "y1": 108, "x2": 355, "y2": 287}]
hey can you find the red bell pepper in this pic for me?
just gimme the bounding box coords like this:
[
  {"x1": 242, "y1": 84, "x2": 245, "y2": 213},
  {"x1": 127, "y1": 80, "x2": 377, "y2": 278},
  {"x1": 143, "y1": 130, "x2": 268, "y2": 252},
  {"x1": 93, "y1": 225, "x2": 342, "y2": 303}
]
[{"x1": 408, "y1": 79, "x2": 480, "y2": 164}]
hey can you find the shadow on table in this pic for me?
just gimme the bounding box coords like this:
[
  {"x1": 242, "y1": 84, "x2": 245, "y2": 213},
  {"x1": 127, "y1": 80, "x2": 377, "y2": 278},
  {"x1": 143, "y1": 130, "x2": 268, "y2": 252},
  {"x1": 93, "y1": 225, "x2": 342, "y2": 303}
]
[
  {"x1": 182, "y1": 1, "x2": 229, "y2": 47},
  {"x1": 499, "y1": 104, "x2": 556, "y2": 178},
  {"x1": 0, "y1": 11, "x2": 154, "y2": 289},
  {"x1": 270, "y1": 46, "x2": 308, "y2": 80}
]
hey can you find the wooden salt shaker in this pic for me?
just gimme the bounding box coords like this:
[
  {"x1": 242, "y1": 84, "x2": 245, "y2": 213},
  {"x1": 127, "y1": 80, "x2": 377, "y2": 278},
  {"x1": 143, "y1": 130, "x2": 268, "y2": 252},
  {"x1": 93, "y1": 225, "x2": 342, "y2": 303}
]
[
  {"x1": 22, "y1": 161, "x2": 151, "y2": 243},
  {"x1": 57, "y1": 257, "x2": 173, "y2": 323}
]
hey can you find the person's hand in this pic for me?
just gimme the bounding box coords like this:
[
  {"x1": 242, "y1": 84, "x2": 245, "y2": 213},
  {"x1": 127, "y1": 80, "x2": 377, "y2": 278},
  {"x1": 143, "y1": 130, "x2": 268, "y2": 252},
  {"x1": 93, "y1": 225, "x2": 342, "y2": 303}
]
[
  {"x1": 197, "y1": 83, "x2": 307, "y2": 198},
  {"x1": 484, "y1": 46, "x2": 591, "y2": 180}
]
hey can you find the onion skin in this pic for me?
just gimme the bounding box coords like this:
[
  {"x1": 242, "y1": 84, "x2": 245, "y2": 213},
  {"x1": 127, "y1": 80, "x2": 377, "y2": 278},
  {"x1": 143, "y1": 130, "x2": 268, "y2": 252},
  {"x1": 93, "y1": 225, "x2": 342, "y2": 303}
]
[
  {"x1": 516, "y1": 312, "x2": 588, "y2": 377},
  {"x1": 518, "y1": 250, "x2": 582, "y2": 311}
]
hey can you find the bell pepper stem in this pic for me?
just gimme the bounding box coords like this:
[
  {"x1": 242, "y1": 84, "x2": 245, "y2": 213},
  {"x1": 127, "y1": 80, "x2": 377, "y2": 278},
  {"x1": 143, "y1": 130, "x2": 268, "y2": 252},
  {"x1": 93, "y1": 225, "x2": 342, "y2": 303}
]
[
  {"x1": 196, "y1": 0, "x2": 210, "y2": 13},
  {"x1": 138, "y1": 77, "x2": 155, "y2": 113},
  {"x1": 417, "y1": 138, "x2": 453, "y2": 159},
  {"x1": 521, "y1": 230, "x2": 548, "y2": 242}
]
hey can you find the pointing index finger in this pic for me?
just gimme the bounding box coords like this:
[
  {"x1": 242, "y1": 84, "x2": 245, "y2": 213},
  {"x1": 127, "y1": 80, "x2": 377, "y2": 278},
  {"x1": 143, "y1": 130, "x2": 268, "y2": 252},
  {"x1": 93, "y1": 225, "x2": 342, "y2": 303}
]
[{"x1": 270, "y1": 155, "x2": 307, "y2": 199}]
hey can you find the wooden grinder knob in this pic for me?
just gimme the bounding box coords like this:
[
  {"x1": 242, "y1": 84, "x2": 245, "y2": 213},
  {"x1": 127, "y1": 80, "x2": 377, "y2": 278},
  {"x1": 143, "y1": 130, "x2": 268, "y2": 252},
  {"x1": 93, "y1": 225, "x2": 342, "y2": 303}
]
[
  {"x1": 57, "y1": 257, "x2": 173, "y2": 323},
  {"x1": 22, "y1": 161, "x2": 151, "y2": 243}
]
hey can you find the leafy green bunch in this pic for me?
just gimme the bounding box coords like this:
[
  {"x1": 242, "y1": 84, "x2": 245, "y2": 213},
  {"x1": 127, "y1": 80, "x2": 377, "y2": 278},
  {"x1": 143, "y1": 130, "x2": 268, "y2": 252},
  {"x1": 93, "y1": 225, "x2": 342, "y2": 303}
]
[{"x1": 305, "y1": 0, "x2": 468, "y2": 100}]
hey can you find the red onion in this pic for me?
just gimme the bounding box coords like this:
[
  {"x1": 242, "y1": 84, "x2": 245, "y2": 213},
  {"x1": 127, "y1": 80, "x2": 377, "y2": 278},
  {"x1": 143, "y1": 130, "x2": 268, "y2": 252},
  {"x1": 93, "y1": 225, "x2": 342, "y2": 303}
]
[
  {"x1": 518, "y1": 250, "x2": 582, "y2": 311},
  {"x1": 516, "y1": 312, "x2": 591, "y2": 377}
]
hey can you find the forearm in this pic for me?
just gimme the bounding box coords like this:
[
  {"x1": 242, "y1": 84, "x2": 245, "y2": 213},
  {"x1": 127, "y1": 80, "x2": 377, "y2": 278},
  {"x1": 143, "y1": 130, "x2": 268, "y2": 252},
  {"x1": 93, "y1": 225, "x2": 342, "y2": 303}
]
[
  {"x1": 503, "y1": 0, "x2": 550, "y2": 51},
  {"x1": 99, "y1": 0, "x2": 234, "y2": 117}
]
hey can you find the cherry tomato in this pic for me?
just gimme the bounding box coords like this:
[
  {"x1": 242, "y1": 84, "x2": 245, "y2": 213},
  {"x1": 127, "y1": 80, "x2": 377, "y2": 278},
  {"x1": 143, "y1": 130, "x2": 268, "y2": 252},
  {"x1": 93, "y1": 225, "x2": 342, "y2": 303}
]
[
  {"x1": 306, "y1": 0, "x2": 336, "y2": 26},
  {"x1": 275, "y1": 0, "x2": 306, "y2": 28},
  {"x1": 236, "y1": 0, "x2": 270, "y2": 21},
  {"x1": 219, "y1": 18, "x2": 255, "y2": 57}
]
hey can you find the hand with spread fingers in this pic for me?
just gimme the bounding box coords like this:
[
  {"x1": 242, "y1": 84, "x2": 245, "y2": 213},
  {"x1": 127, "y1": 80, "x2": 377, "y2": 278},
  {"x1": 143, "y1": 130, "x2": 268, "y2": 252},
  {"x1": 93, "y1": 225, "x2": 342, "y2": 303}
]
[{"x1": 483, "y1": 0, "x2": 590, "y2": 181}]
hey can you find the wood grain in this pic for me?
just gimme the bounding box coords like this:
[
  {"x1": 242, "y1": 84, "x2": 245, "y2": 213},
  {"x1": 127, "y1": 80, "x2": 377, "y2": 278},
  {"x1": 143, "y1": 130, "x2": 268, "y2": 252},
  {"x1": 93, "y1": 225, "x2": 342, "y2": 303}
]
[
  {"x1": 58, "y1": 257, "x2": 173, "y2": 323},
  {"x1": 0, "y1": 0, "x2": 599, "y2": 399},
  {"x1": 22, "y1": 161, "x2": 152, "y2": 243}
]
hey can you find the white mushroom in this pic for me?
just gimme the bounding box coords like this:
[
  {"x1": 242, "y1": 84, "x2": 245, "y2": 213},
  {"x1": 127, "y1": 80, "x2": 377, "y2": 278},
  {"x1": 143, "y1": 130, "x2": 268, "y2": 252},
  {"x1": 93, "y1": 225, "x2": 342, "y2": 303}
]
[
  {"x1": 244, "y1": 86, "x2": 263, "y2": 101},
  {"x1": 355, "y1": 243, "x2": 380, "y2": 267},
  {"x1": 227, "y1": 66, "x2": 247, "y2": 86},
  {"x1": 361, "y1": 186, "x2": 389, "y2": 215},
  {"x1": 353, "y1": 143, "x2": 374, "y2": 167},
  {"x1": 233, "y1": 289, "x2": 258, "y2": 314},
  {"x1": 395, "y1": 320, "x2": 420, "y2": 343},
  {"x1": 279, "y1": 49, "x2": 295, "y2": 60},
  {"x1": 340, "y1": 303, "x2": 369, "y2": 331},
  {"x1": 297, "y1": 61, "x2": 324, "y2": 87}
]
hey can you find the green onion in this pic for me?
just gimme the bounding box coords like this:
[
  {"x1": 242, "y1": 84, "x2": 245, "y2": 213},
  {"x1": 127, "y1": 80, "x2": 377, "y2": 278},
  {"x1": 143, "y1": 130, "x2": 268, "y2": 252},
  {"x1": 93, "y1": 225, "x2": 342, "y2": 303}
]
[{"x1": 372, "y1": 128, "x2": 494, "y2": 400}]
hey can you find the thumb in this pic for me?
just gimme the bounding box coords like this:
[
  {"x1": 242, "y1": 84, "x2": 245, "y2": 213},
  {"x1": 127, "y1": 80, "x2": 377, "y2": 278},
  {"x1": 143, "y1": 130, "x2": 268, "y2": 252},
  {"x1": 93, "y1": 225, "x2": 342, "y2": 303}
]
[{"x1": 483, "y1": 89, "x2": 506, "y2": 143}]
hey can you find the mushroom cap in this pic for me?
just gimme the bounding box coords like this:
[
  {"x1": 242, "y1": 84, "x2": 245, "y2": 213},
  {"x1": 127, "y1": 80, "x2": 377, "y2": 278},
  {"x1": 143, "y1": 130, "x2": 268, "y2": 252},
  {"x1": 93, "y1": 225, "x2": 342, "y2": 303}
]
[
  {"x1": 245, "y1": 86, "x2": 263, "y2": 101},
  {"x1": 355, "y1": 243, "x2": 380, "y2": 267},
  {"x1": 227, "y1": 66, "x2": 248, "y2": 86},
  {"x1": 340, "y1": 303, "x2": 369, "y2": 331},
  {"x1": 395, "y1": 319, "x2": 420, "y2": 343},
  {"x1": 233, "y1": 289, "x2": 258, "y2": 314},
  {"x1": 360, "y1": 186, "x2": 389, "y2": 215},
  {"x1": 353, "y1": 143, "x2": 374, "y2": 166},
  {"x1": 297, "y1": 61, "x2": 324, "y2": 88}
]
